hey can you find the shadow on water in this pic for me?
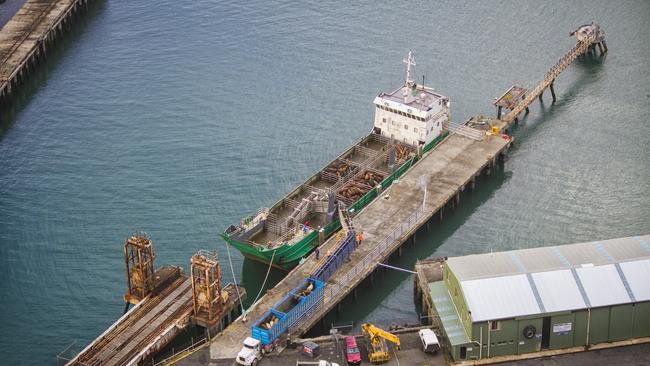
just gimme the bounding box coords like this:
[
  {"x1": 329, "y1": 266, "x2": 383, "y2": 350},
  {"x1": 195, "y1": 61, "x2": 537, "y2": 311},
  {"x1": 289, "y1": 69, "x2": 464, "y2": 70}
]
[
  {"x1": 0, "y1": 0, "x2": 106, "y2": 139},
  {"x1": 503, "y1": 50, "x2": 606, "y2": 142},
  {"x1": 304, "y1": 165, "x2": 511, "y2": 337}
]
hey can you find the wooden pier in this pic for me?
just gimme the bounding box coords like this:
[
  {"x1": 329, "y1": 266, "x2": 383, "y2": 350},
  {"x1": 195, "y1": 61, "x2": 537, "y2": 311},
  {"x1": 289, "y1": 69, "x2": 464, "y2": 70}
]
[
  {"x1": 496, "y1": 23, "x2": 607, "y2": 128},
  {"x1": 61, "y1": 240, "x2": 246, "y2": 366},
  {"x1": 0, "y1": 0, "x2": 91, "y2": 106},
  {"x1": 65, "y1": 266, "x2": 193, "y2": 366}
]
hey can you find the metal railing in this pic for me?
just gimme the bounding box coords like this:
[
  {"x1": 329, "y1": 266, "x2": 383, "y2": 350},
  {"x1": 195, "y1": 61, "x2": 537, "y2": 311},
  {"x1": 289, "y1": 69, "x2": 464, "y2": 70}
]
[
  {"x1": 443, "y1": 121, "x2": 484, "y2": 141},
  {"x1": 502, "y1": 35, "x2": 596, "y2": 124},
  {"x1": 292, "y1": 204, "x2": 426, "y2": 334},
  {"x1": 151, "y1": 335, "x2": 208, "y2": 366}
]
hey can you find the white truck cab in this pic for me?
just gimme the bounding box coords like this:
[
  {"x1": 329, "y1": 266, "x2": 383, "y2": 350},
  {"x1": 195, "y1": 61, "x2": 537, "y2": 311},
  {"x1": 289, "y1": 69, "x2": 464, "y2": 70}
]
[
  {"x1": 237, "y1": 337, "x2": 263, "y2": 366},
  {"x1": 418, "y1": 328, "x2": 441, "y2": 353}
]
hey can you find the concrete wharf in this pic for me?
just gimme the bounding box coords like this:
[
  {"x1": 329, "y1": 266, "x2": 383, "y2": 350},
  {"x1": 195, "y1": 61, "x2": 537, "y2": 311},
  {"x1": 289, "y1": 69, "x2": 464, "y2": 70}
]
[
  {"x1": 208, "y1": 24, "x2": 607, "y2": 362},
  {"x1": 210, "y1": 132, "x2": 511, "y2": 360},
  {"x1": 0, "y1": 0, "x2": 90, "y2": 105}
]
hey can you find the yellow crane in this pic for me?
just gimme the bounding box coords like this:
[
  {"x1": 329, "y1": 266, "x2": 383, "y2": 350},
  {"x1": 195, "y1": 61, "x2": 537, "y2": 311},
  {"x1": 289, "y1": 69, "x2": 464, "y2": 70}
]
[{"x1": 361, "y1": 323, "x2": 401, "y2": 364}]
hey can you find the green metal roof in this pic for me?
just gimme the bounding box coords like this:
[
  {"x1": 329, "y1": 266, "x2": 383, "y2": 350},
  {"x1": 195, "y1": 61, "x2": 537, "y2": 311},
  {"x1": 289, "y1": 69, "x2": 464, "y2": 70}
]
[{"x1": 429, "y1": 281, "x2": 470, "y2": 346}]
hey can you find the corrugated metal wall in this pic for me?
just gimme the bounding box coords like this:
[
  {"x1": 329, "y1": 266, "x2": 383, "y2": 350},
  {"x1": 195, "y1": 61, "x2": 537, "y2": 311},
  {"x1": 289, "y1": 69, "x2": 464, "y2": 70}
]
[{"x1": 449, "y1": 302, "x2": 649, "y2": 361}]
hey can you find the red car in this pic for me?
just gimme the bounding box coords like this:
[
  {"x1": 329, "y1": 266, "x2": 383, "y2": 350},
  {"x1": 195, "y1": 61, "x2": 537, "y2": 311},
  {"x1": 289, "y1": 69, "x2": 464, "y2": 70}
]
[{"x1": 345, "y1": 336, "x2": 362, "y2": 365}]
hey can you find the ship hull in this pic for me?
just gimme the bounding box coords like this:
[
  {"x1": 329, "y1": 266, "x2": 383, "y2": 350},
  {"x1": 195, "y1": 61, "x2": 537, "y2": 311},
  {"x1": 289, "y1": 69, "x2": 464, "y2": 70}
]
[{"x1": 221, "y1": 131, "x2": 449, "y2": 270}]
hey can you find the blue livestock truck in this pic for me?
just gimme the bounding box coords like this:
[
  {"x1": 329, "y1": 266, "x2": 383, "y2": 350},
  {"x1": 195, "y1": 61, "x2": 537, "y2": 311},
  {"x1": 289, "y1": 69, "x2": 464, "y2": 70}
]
[
  {"x1": 252, "y1": 278, "x2": 324, "y2": 347},
  {"x1": 237, "y1": 231, "x2": 356, "y2": 366}
]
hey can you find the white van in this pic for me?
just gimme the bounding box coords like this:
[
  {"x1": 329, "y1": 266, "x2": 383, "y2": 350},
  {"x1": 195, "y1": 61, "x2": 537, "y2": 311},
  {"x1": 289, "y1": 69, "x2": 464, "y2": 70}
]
[{"x1": 418, "y1": 328, "x2": 441, "y2": 353}]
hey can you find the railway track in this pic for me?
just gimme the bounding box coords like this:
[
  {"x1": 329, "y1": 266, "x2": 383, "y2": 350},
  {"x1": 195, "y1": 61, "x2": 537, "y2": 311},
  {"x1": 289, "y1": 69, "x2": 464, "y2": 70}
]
[
  {"x1": 0, "y1": 0, "x2": 57, "y2": 66},
  {"x1": 68, "y1": 274, "x2": 193, "y2": 366}
]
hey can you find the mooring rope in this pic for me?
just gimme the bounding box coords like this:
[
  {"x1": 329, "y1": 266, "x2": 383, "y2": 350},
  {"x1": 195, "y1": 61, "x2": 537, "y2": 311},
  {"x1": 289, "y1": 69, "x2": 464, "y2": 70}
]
[
  {"x1": 224, "y1": 240, "x2": 246, "y2": 316},
  {"x1": 224, "y1": 240, "x2": 276, "y2": 321},
  {"x1": 248, "y1": 249, "x2": 276, "y2": 312}
]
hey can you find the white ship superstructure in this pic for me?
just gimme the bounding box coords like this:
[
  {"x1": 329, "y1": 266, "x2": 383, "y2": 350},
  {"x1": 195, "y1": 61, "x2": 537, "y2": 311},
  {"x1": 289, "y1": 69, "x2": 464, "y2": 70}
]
[{"x1": 373, "y1": 50, "x2": 450, "y2": 146}]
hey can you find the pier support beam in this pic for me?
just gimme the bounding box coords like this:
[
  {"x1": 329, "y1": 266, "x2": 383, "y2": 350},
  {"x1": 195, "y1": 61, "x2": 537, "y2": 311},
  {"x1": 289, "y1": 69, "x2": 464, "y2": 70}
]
[
  {"x1": 549, "y1": 81, "x2": 557, "y2": 103},
  {"x1": 496, "y1": 105, "x2": 502, "y2": 119},
  {"x1": 524, "y1": 94, "x2": 529, "y2": 114},
  {"x1": 538, "y1": 90, "x2": 544, "y2": 102},
  {"x1": 602, "y1": 40, "x2": 608, "y2": 53}
]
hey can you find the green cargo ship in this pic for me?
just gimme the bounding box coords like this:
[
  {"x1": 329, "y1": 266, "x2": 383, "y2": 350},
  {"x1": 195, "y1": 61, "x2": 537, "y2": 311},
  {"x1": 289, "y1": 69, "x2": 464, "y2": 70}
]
[{"x1": 221, "y1": 51, "x2": 451, "y2": 269}]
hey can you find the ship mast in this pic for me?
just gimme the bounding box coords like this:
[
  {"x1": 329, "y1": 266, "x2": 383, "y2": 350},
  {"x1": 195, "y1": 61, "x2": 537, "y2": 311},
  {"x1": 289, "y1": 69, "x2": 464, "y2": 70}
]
[
  {"x1": 403, "y1": 50, "x2": 416, "y2": 86},
  {"x1": 403, "y1": 50, "x2": 417, "y2": 102}
]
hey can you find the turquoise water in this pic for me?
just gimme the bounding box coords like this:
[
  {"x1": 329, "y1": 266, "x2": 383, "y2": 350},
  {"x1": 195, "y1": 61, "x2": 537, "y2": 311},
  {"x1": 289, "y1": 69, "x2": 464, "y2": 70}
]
[{"x1": 1, "y1": 1, "x2": 649, "y2": 364}]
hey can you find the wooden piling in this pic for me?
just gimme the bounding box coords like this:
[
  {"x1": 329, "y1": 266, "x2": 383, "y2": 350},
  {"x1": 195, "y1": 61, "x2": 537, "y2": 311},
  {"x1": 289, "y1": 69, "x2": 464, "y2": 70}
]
[
  {"x1": 0, "y1": 0, "x2": 92, "y2": 107},
  {"x1": 550, "y1": 81, "x2": 557, "y2": 102}
]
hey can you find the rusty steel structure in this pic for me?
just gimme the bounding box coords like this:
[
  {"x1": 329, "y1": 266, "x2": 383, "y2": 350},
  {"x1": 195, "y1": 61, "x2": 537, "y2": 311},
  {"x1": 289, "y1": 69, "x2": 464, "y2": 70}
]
[
  {"x1": 123, "y1": 233, "x2": 156, "y2": 305},
  {"x1": 191, "y1": 250, "x2": 224, "y2": 327}
]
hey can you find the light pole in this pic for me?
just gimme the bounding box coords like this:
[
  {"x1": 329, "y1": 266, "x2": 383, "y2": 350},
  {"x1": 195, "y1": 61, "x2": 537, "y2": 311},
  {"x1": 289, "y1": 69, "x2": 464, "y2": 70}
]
[{"x1": 418, "y1": 174, "x2": 429, "y2": 212}]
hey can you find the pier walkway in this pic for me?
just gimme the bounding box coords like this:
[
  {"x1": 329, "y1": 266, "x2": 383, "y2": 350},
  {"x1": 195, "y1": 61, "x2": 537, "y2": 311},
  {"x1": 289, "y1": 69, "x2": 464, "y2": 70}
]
[
  {"x1": 0, "y1": 0, "x2": 89, "y2": 103},
  {"x1": 208, "y1": 24, "x2": 606, "y2": 361},
  {"x1": 65, "y1": 267, "x2": 194, "y2": 366},
  {"x1": 498, "y1": 25, "x2": 606, "y2": 127},
  {"x1": 210, "y1": 132, "x2": 511, "y2": 360},
  {"x1": 63, "y1": 265, "x2": 246, "y2": 366}
]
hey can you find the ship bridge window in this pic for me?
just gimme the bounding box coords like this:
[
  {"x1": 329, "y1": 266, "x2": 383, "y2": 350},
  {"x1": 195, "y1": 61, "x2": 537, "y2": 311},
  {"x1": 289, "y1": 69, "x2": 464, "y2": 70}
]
[
  {"x1": 413, "y1": 128, "x2": 418, "y2": 133},
  {"x1": 404, "y1": 124, "x2": 408, "y2": 130},
  {"x1": 382, "y1": 118, "x2": 386, "y2": 123}
]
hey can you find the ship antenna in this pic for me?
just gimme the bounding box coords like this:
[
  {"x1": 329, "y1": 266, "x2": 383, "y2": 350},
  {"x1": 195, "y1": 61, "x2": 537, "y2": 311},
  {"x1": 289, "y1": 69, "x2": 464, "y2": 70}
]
[{"x1": 403, "y1": 50, "x2": 416, "y2": 86}]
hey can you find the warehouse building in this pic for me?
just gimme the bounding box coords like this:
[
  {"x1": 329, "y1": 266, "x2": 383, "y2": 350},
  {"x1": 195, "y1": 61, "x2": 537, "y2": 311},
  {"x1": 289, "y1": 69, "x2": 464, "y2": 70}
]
[{"x1": 428, "y1": 235, "x2": 650, "y2": 361}]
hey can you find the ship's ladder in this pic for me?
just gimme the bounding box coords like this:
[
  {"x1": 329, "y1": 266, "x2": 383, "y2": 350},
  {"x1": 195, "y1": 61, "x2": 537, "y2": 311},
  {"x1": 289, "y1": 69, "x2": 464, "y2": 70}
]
[
  {"x1": 338, "y1": 204, "x2": 354, "y2": 236},
  {"x1": 288, "y1": 192, "x2": 318, "y2": 224}
]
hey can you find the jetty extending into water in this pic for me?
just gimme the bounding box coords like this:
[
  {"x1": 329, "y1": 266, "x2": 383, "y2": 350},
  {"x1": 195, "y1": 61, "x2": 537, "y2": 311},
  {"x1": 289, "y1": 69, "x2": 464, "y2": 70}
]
[
  {"x1": 206, "y1": 24, "x2": 607, "y2": 362},
  {"x1": 56, "y1": 23, "x2": 607, "y2": 365},
  {"x1": 58, "y1": 237, "x2": 246, "y2": 366},
  {"x1": 0, "y1": 0, "x2": 91, "y2": 106}
]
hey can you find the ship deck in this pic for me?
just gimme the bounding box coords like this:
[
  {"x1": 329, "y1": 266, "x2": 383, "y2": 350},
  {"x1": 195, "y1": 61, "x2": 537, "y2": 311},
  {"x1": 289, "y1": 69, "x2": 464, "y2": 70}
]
[
  {"x1": 244, "y1": 133, "x2": 414, "y2": 247},
  {"x1": 209, "y1": 131, "x2": 511, "y2": 360}
]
